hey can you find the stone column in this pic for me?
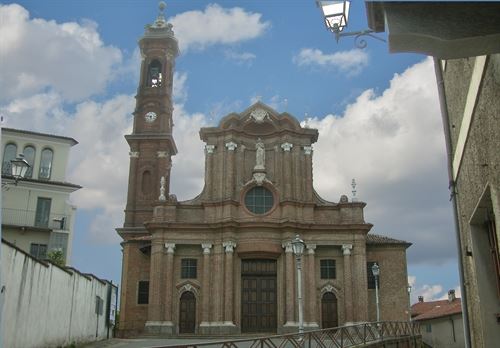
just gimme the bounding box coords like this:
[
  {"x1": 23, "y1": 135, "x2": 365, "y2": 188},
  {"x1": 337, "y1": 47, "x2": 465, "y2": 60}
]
[
  {"x1": 282, "y1": 241, "x2": 295, "y2": 326},
  {"x1": 303, "y1": 146, "x2": 313, "y2": 201},
  {"x1": 342, "y1": 244, "x2": 353, "y2": 323},
  {"x1": 164, "y1": 243, "x2": 175, "y2": 323},
  {"x1": 306, "y1": 243, "x2": 318, "y2": 326},
  {"x1": 281, "y1": 143, "x2": 293, "y2": 200},
  {"x1": 212, "y1": 244, "x2": 224, "y2": 323},
  {"x1": 205, "y1": 145, "x2": 215, "y2": 200},
  {"x1": 225, "y1": 141, "x2": 237, "y2": 200},
  {"x1": 223, "y1": 241, "x2": 237, "y2": 325},
  {"x1": 200, "y1": 243, "x2": 212, "y2": 327},
  {"x1": 352, "y1": 243, "x2": 369, "y2": 321},
  {"x1": 147, "y1": 239, "x2": 164, "y2": 323}
]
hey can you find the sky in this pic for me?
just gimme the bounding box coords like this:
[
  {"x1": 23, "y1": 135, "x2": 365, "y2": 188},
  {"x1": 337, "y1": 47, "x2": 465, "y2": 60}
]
[{"x1": 0, "y1": 0, "x2": 460, "y2": 304}]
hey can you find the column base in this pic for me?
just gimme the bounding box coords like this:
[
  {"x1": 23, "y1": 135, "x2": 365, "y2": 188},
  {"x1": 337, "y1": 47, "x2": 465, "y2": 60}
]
[
  {"x1": 198, "y1": 321, "x2": 239, "y2": 335},
  {"x1": 145, "y1": 321, "x2": 175, "y2": 335},
  {"x1": 279, "y1": 322, "x2": 320, "y2": 333}
]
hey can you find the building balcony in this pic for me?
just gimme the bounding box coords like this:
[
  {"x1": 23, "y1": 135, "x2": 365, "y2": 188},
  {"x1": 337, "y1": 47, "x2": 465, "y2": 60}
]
[{"x1": 1, "y1": 208, "x2": 70, "y2": 231}]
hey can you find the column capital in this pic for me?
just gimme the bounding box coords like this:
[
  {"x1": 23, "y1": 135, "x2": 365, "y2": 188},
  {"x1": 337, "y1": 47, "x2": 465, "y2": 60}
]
[
  {"x1": 281, "y1": 142, "x2": 293, "y2": 152},
  {"x1": 205, "y1": 144, "x2": 215, "y2": 154},
  {"x1": 303, "y1": 146, "x2": 313, "y2": 155},
  {"x1": 164, "y1": 243, "x2": 176, "y2": 254},
  {"x1": 223, "y1": 241, "x2": 237, "y2": 253},
  {"x1": 129, "y1": 151, "x2": 139, "y2": 158},
  {"x1": 342, "y1": 244, "x2": 353, "y2": 256},
  {"x1": 225, "y1": 141, "x2": 238, "y2": 151},
  {"x1": 201, "y1": 243, "x2": 212, "y2": 254},
  {"x1": 157, "y1": 151, "x2": 168, "y2": 158},
  {"x1": 306, "y1": 243, "x2": 316, "y2": 254},
  {"x1": 282, "y1": 242, "x2": 293, "y2": 253}
]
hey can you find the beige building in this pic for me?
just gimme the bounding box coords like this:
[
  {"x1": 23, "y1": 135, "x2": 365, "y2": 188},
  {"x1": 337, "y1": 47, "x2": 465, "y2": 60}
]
[
  {"x1": 117, "y1": 6, "x2": 411, "y2": 337},
  {"x1": 366, "y1": 3, "x2": 500, "y2": 347},
  {"x1": 1, "y1": 128, "x2": 81, "y2": 264}
]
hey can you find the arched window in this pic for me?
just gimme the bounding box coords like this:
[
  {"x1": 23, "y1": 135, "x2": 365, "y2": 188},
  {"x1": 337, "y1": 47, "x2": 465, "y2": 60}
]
[
  {"x1": 147, "y1": 60, "x2": 162, "y2": 87},
  {"x1": 39, "y1": 148, "x2": 53, "y2": 180},
  {"x1": 2, "y1": 143, "x2": 17, "y2": 175},
  {"x1": 23, "y1": 145, "x2": 36, "y2": 178}
]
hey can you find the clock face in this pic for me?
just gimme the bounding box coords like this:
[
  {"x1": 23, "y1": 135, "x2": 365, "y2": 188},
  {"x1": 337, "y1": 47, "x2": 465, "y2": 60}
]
[{"x1": 145, "y1": 111, "x2": 157, "y2": 123}]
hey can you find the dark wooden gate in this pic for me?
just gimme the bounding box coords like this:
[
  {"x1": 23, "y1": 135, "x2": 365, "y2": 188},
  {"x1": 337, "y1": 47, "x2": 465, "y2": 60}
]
[
  {"x1": 241, "y1": 259, "x2": 277, "y2": 333},
  {"x1": 321, "y1": 292, "x2": 339, "y2": 328},
  {"x1": 179, "y1": 291, "x2": 196, "y2": 333}
]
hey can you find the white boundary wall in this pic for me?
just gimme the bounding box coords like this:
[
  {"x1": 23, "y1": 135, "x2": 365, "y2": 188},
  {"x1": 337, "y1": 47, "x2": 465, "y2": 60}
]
[{"x1": 1, "y1": 241, "x2": 115, "y2": 348}]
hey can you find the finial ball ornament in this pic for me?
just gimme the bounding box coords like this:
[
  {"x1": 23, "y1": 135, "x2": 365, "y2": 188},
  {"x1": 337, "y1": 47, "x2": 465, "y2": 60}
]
[{"x1": 159, "y1": 1, "x2": 166, "y2": 11}]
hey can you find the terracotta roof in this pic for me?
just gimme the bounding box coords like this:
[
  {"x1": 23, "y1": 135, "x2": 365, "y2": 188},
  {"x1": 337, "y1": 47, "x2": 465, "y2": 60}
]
[
  {"x1": 1, "y1": 127, "x2": 78, "y2": 145},
  {"x1": 367, "y1": 234, "x2": 411, "y2": 246},
  {"x1": 411, "y1": 299, "x2": 462, "y2": 321}
]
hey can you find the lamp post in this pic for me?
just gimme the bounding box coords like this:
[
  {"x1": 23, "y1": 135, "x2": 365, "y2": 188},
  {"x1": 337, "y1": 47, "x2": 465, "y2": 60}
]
[
  {"x1": 316, "y1": 0, "x2": 385, "y2": 48},
  {"x1": 2, "y1": 154, "x2": 30, "y2": 188},
  {"x1": 371, "y1": 262, "x2": 380, "y2": 323},
  {"x1": 291, "y1": 234, "x2": 305, "y2": 337}
]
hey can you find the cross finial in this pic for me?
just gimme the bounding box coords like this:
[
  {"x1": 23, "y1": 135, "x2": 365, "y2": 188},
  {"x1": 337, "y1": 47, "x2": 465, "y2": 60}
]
[{"x1": 351, "y1": 178, "x2": 357, "y2": 202}]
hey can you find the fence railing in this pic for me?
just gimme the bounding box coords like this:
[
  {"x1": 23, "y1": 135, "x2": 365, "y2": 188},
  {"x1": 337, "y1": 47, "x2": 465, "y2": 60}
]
[
  {"x1": 2, "y1": 208, "x2": 70, "y2": 231},
  {"x1": 154, "y1": 321, "x2": 420, "y2": 348}
]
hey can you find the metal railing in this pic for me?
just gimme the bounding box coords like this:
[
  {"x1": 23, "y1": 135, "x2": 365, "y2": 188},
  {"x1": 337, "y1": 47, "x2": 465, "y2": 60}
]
[
  {"x1": 2, "y1": 208, "x2": 69, "y2": 231},
  {"x1": 155, "y1": 321, "x2": 420, "y2": 348}
]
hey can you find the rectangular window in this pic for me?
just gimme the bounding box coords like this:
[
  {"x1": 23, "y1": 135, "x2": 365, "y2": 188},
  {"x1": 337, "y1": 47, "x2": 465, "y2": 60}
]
[
  {"x1": 34, "y1": 197, "x2": 51, "y2": 228},
  {"x1": 425, "y1": 324, "x2": 432, "y2": 333},
  {"x1": 30, "y1": 243, "x2": 48, "y2": 259},
  {"x1": 95, "y1": 296, "x2": 104, "y2": 315},
  {"x1": 367, "y1": 261, "x2": 379, "y2": 289},
  {"x1": 320, "y1": 259, "x2": 336, "y2": 279},
  {"x1": 181, "y1": 258, "x2": 197, "y2": 279},
  {"x1": 137, "y1": 281, "x2": 149, "y2": 304}
]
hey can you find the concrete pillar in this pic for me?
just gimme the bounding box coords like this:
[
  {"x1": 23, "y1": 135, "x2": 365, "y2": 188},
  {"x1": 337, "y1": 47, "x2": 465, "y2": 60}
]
[
  {"x1": 306, "y1": 243, "x2": 318, "y2": 326},
  {"x1": 282, "y1": 241, "x2": 295, "y2": 325},
  {"x1": 342, "y1": 244, "x2": 353, "y2": 323},
  {"x1": 223, "y1": 241, "x2": 237, "y2": 324},
  {"x1": 164, "y1": 243, "x2": 175, "y2": 322},
  {"x1": 200, "y1": 243, "x2": 212, "y2": 326}
]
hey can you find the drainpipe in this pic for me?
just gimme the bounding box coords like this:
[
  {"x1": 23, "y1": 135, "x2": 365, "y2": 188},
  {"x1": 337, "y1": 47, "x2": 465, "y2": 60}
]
[{"x1": 433, "y1": 57, "x2": 471, "y2": 348}]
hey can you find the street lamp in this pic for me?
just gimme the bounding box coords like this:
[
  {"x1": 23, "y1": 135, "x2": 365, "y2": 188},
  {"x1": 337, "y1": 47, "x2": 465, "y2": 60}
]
[
  {"x1": 407, "y1": 284, "x2": 412, "y2": 322},
  {"x1": 291, "y1": 234, "x2": 305, "y2": 337},
  {"x1": 371, "y1": 262, "x2": 380, "y2": 322},
  {"x1": 316, "y1": 0, "x2": 385, "y2": 48},
  {"x1": 2, "y1": 154, "x2": 30, "y2": 188}
]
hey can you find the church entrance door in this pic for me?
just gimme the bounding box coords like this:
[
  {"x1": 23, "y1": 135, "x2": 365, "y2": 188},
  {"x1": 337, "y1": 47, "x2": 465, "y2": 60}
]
[
  {"x1": 321, "y1": 292, "x2": 339, "y2": 328},
  {"x1": 179, "y1": 291, "x2": 196, "y2": 334},
  {"x1": 241, "y1": 259, "x2": 277, "y2": 333}
]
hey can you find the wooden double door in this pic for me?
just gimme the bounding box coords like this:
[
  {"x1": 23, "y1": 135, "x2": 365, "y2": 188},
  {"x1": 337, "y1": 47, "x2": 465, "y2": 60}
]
[
  {"x1": 179, "y1": 291, "x2": 196, "y2": 333},
  {"x1": 241, "y1": 259, "x2": 277, "y2": 333}
]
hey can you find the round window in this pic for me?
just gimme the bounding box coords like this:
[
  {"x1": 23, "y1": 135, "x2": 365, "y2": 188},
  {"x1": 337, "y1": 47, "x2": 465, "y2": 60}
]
[{"x1": 244, "y1": 186, "x2": 274, "y2": 214}]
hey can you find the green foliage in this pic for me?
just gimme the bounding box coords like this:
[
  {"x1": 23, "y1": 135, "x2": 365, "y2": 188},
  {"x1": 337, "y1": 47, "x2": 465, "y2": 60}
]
[{"x1": 47, "y1": 249, "x2": 65, "y2": 266}]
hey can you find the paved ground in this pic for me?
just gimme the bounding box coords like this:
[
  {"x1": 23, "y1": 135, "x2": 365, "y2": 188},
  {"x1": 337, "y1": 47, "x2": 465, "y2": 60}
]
[{"x1": 79, "y1": 337, "x2": 247, "y2": 348}]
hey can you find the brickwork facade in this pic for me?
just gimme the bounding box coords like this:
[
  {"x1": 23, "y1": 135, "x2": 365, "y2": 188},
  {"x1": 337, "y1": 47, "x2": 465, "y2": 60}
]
[{"x1": 117, "y1": 7, "x2": 411, "y2": 337}]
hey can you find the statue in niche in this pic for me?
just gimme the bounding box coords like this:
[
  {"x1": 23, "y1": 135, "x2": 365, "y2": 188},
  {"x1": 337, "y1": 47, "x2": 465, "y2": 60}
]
[{"x1": 254, "y1": 138, "x2": 265, "y2": 170}]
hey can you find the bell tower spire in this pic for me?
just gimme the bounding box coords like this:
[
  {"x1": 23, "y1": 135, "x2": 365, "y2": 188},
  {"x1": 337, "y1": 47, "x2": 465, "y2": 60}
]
[{"x1": 122, "y1": 2, "x2": 179, "y2": 228}]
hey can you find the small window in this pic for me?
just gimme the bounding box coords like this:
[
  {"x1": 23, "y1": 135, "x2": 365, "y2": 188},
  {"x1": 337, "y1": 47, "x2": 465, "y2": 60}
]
[
  {"x1": 147, "y1": 60, "x2": 162, "y2": 87},
  {"x1": 23, "y1": 145, "x2": 36, "y2": 178},
  {"x1": 35, "y1": 197, "x2": 51, "y2": 228},
  {"x1": 39, "y1": 148, "x2": 53, "y2": 180},
  {"x1": 30, "y1": 243, "x2": 48, "y2": 259},
  {"x1": 2, "y1": 143, "x2": 17, "y2": 175},
  {"x1": 181, "y1": 258, "x2": 197, "y2": 279},
  {"x1": 425, "y1": 324, "x2": 432, "y2": 333},
  {"x1": 367, "y1": 261, "x2": 379, "y2": 289},
  {"x1": 320, "y1": 259, "x2": 336, "y2": 279},
  {"x1": 244, "y1": 186, "x2": 274, "y2": 214},
  {"x1": 138, "y1": 281, "x2": 149, "y2": 304},
  {"x1": 95, "y1": 296, "x2": 104, "y2": 315}
]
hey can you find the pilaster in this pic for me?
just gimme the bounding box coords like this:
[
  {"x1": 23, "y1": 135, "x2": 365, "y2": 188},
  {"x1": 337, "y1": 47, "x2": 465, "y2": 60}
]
[{"x1": 342, "y1": 244, "x2": 353, "y2": 323}]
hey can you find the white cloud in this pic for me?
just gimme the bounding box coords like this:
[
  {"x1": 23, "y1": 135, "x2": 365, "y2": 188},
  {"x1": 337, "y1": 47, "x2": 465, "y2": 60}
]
[
  {"x1": 408, "y1": 276, "x2": 461, "y2": 303},
  {"x1": 169, "y1": 4, "x2": 270, "y2": 52},
  {"x1": 224, "y1": 49, "x2": 256, "y2": 65},
  {"x1": 0, "y1": 4, "x2": 122, "y2": 102},
  {"x1": 293, "y1": 48, "x2": 369, "y2": 75}
]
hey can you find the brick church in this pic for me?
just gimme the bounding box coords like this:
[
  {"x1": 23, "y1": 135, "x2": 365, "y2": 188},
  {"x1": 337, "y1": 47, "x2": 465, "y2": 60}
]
[{"x1": 117, "y1": 5, "x2": 411, "y2": 337}]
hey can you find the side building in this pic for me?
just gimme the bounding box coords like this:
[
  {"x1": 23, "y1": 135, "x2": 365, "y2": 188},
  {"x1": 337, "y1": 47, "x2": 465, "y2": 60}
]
[
  {"x1": 1, "y1": 127, "x2": 81, "y2": 265},
  {"x1": 117, "y1": 6, "x2": 411, "y2": 337}
]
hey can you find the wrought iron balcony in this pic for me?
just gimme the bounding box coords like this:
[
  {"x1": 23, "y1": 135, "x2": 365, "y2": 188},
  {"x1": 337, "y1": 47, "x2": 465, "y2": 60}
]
[{"x1": 2, "y1": 208, "x2": 70, "y2": 231}]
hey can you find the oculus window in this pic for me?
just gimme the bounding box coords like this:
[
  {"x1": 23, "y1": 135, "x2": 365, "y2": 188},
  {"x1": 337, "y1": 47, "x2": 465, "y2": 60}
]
[{"x1": 244, "y1": 186, "x2": 274, "y2": 214}]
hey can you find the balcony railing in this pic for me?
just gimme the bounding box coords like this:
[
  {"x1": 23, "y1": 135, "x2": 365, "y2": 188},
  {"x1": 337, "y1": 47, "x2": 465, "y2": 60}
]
[
  {"x1": 156, "y1": 321, "x2": 421, "y2": 348},
  {"x1": 2, "y1": 208, "x2": 70, "y2": 231}
]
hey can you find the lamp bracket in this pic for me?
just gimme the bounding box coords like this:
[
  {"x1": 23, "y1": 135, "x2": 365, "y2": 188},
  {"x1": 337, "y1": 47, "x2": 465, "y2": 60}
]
[{"x1": 335, "y1": 29, "x2": 386, "y2": 48}]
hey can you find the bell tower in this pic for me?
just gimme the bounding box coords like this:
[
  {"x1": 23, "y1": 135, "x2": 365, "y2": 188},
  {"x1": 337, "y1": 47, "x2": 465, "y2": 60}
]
[{"x1": 123, "y1": 2, "x2": 179, "y2": 229}]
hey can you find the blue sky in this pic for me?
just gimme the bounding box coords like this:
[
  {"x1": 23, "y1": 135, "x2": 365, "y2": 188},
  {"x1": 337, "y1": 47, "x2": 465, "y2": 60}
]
[{"x1": 1, "y1": 0, "x2": 459, "y2": 303}]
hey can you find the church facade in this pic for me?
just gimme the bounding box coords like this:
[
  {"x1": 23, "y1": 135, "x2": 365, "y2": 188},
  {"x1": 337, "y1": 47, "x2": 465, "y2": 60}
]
[{"x1": 117, "y1": 6, "x2": 411, "y2": 337}]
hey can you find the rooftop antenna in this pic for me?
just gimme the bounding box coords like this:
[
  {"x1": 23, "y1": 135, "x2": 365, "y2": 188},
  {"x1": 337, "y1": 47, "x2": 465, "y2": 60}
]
[{"x1": 351, "y1": 178, "x2": 358, "y2": 202}]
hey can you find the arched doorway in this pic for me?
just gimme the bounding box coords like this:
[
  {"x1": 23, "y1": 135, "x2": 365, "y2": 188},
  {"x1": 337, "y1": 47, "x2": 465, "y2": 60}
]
[
  {"x1": 179, "y1": 291, "x2": 196, "y2": 333},
  {"x1": 321, "y1": 292, "x2": 339, "y2": 328}
]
